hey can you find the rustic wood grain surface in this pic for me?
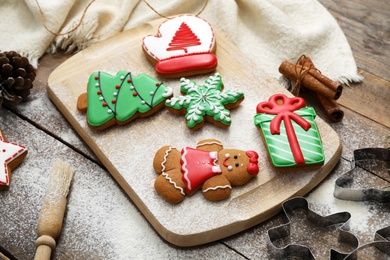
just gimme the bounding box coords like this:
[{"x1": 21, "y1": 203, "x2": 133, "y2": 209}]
[{"x1": 1, "y1": 0, "x2": 389, "y2": 259}]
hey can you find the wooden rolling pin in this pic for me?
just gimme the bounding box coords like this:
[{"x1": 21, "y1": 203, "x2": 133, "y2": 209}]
[{"x1": 34, "y1": 161, "x2": 74, "y2": 260}]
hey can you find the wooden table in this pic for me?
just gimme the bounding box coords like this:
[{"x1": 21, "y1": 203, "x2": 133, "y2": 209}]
[{"x1": 1, "y1": 0, "x2": 389, "y2": 259}]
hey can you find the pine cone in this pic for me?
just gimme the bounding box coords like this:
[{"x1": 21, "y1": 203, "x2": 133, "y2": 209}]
[{"x1": 0, "y1": 51, "x2": 36, "y2": 107}]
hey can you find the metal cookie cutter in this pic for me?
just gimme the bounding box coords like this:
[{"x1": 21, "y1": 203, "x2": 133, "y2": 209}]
[
  {"x1": 344, "y1": 226, "x2": 390, "y2": 259},
  {"x1": 334, "y1": 148, "x2": 390, "y2": 202},
  {"x1": 267, "y1": 197, "x2": 359, "y2": 259}
]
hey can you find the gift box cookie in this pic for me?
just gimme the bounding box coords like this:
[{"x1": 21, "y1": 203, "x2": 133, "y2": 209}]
[{"x1": 254, "y1": 94, "x2": 325, "y2": 169}]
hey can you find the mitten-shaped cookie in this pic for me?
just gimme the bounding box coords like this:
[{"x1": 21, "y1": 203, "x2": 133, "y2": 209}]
[{"x1": 143, "y1": 14, "x2": 217, "y2": 78}]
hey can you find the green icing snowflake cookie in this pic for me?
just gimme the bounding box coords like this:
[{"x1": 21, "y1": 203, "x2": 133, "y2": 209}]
[{"x1": 165, "y1": 73, "x2": 244, "y2": 130}]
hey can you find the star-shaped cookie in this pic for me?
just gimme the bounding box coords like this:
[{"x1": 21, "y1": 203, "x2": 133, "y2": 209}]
[
  {"x1": 0, "y1": 130, "x2": 28, "y2": 190},
  {"x1": 165, "y1": 73, "x2": 244, "y2": 130}
]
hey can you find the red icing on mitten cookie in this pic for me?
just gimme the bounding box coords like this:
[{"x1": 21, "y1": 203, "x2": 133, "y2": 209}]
[
  {"x1": 153, "y1": 139, "x2": 259, "y2": 204},
  {"x1": 142, "y1": 14, "x2": 217, "y2": 78}
]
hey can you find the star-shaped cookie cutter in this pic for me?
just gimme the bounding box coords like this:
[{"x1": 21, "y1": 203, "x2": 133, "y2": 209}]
[
  {"x1": 267, "y1": 197, "x2": 359, "y2": 259},
  {"x1": 334, "y1": 148, "x2": 390, "y2": 202}
]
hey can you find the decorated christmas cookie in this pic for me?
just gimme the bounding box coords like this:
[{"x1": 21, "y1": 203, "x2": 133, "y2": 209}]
[
  {"x1": 153, "y1": 139, "x2": 259, "y2": 204},
  {"x1": 254, "y1": 94, "x2": 325, "y2": 169},
  {"x1": 0, "y1": 130, "x2": 28, "y2": 190},
  {"x1": 142, "y1": 14, "x2": 217, "y2": 78},
  {"x1": 165, "y1": 73, "x2": 244, "y2": 130},
  {"x1": 77, "y1": 71, "x2": 173, "y2": 130}
]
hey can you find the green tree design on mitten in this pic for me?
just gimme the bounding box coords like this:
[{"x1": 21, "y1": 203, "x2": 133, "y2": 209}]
[
  {"x1": 165, "y1": 73, "x2": 244, "y2": 129},
  {"x1": 86, "y1": 71, "x2": 172, "y2": 128}
]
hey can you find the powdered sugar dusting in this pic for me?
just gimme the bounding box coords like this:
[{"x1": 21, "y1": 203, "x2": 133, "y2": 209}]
[
  {"x1": 306, "y1": 160, "x2": 390, "y2": 244},
  {"x1": 48, "y1": 56, "x2": 342, "y2": 246}
]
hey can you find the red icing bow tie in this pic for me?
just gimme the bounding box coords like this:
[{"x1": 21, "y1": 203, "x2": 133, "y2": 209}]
[{"x1": 246, "y1": 150, "x2": 259, "y2": 175}]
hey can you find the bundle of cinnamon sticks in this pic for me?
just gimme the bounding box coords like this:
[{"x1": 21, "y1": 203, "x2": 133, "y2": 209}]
[{"x1": 279, "y1": 55, "x2": 344, "y2": 122}]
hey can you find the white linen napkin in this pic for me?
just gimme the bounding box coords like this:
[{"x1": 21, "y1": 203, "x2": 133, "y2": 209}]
[{"x1": 0, "y1": 0, "x2": 363, "y2": 83}]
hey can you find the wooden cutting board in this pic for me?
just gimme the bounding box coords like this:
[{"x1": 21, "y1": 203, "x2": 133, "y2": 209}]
[{"x1": 47, "y1": 18, "x2": 342, "y2": 247}]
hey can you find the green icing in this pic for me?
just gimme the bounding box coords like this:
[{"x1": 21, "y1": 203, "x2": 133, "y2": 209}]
[
  {"x1": 86, "y1": 71, "x2": 172, "y2": 127},
  {"x1": 165, "y1": 73, "x2": 244, "y2": 128},
  {"x1": 254, "y1": 107, "x2": 325, "y2": 168}
]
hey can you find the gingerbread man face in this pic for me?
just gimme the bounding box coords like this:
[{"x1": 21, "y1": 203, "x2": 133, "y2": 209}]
[
  {"x1": 218, "y1": 149, "x2": 259, "y2": 186},
  {"x1": 153, "y1": 139, "x2": 259, "y2": 204}
]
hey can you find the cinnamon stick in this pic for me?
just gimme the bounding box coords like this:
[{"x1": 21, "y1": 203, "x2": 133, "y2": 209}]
[
  {"x1": 279, "y1": 61, "x2": 341, "y2": 100},
  {"x1": 298, "y1": 56, "x2": 343, "y2": 99},
  {"x1": 315, "y1": 92, "x2": 344, "y2": 122}
]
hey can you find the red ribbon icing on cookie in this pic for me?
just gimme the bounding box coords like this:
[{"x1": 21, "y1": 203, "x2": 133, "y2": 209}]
[
  {"x1": 256, "y1": 94, "x2": 311, "y2": 166},
  {"x1": 246, "y1": 150, "x2": 259, "y2": 175}
]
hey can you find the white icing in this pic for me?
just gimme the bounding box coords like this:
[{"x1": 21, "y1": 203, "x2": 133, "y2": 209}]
[
  {"x1": 181, "y1": 147, "x2": 191, "y2": 190},
  {"x1": 0, "y1": 135, "x2": 27, "y2": 185},
  {"x1": 143, "y1": 15, "x2": 215, "y2": 61},
  {"x1": 209, "y1": 151, "x2": 218, "y2": 159},
  {"x1": 212, "y1": 165, "x2": 221, "y2": 173},
  {"x1": 162, "y1": 172, "x2": 185, "y2": 196},
  {"x1": 196, "y1": 141, "x2": 223, "y2": 148},
  {"x1": 160, "y1": 146, "x2": 185, "y2": 196},
  {"x1": 203, "y1": 185, "x2": 232, "y2": 193},
  {"x1": 162, "y1": 86, "x2": 173, "y2": 97}
]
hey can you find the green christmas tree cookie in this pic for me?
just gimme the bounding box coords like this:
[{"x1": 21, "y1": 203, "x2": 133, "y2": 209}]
[
  {"x1": 165, "y1": 73, "x2": 244, "y2": 130},
  {"x1": 77, "y1": 71, "x2": 173, "y2": 130}
]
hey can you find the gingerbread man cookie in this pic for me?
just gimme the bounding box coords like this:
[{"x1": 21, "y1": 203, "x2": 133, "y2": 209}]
[
  {"x1": 0, "y1": 130, "x2": 28, "y2": 190},
  {"x1": 153, "y1": 139, "x2": 259, "y2": 204},
  {"x1": 142, "y1": 14, "x2": 217, "y2": 78},
  {"x1": 165, "y1": 73, "x2": 244, "y2": 130}
]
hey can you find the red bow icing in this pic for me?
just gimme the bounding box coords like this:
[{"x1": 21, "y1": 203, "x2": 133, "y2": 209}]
[
  {"x1": 256, "y1": 94, "x2": 311, "y2": 166},
  {"x1": 246, "y1": 150, "x2": 259, "y2": 175}
]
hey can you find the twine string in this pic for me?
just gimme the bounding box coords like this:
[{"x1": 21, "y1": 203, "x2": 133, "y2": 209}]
[
  {"x1": 291, "y1": 55, "x2": 313, "y2": 96},
  {"x1": 34, "y1": 0, "x2": 96, "y2": 37},
  {"x1": 35, "y1": 0, "x2": 207, "y2": 36},
  {"x1": 142, "y1": 0, "x2": 208, "y2": 19}
]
